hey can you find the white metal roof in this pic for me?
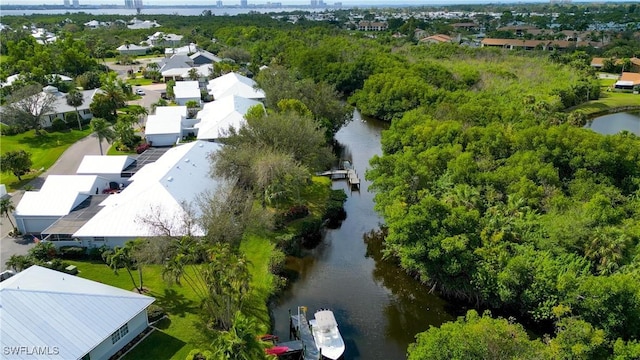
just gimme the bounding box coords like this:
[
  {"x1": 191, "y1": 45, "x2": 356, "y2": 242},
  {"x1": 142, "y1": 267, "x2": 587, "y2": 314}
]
[
  {"x1": 73, "y1": 141, "x2": 223, "y2": 238},
  {"x1": 145, "y1": 114, "x2": 182, "y2": 135},
  {"x1": 195, "y1": 95, "x2": 263, "y2": 140},
  {"x1": 155, "y1": 106, "x2": 187, "y2": 118},
  {"x1": 40, "y1": 175, "x2": 110, "y2": 194},
  {"x1": 15, "y1": 175, "x2": 109, "y2": 217},
  {"x1": 180, "y1": 65, "x2": 211, "y2": 79},
  {"x1": 174, "y1": 80, "x2": 199, "y2": 88},
  {"x1": 174, "y1": 81, "x2": 201, "y2": 100},
  {"x1": 76, "y1": 155, "x2": 137, "y2": 175},
  {"x1": 15, "y1": 191, "x2": 88, "y2": 217},
  {"x1": 0, "y1": 265, "x2": 154, "y2": 360},
  {"x1": 162, "y1": 67, "x2": 191, "y2": 77},
  {"x1": 206, "y1": 72, "x2": 266, "y2": 100}
]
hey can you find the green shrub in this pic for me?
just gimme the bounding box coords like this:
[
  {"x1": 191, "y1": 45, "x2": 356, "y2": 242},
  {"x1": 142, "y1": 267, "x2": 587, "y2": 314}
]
[
  {"x1": 299, "y1": 218, "x2": 323, "y2": 247},
  {"x1": 50, "y1": 118, "x2": 68, "y2": 132},
  {"x1": 147, "y1": 304, "x2": 166, "y2": 323},
  {"x1": 59, "y1": 246, "x2": 87, "y2": 259},
  {"x1": 88, "y1": 245, "x2": 109, "y2": 260}
]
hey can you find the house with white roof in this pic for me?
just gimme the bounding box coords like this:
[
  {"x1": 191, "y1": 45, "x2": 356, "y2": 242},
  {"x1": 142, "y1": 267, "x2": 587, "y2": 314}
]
[
  {"x1": 195, "y1": 95, "x2": 264, "y2": 141},
  {"x1": 76, "y1": 155, "x2": 137, "y2": 183},
  {"x1": 1, "y1": 85, "x2": 102, "y2": 128},
  {"x1": 39, "y1": 141, "x2": 224, "y2": 248},
  {"x1": 206, "y1": 72, "x2": 266, "y2": 101},
  {"x1": 164, "y1": 43, "x2": 197, "y2": 56},
  {"x1": 147, "y1": 32, "x2": 184, "y2": 47},
  {"x1": 145, "y1": 113, "x2": 182, "y2": 146},
  {"x1": 14, "y1": 175, "x2": 110, "y2": 234},
  {"x1": 0, "y1": 265, "x2": 154, "y2": 360},
  {"x1": 174, "y1": 81, "x2": 201, "y2": 106},
  {"x1": 127, "y1": 18, "x2": 161, "y2": 30},
  {"x1": 116, "y1": 44, "x2": 150, "y2": 56}
]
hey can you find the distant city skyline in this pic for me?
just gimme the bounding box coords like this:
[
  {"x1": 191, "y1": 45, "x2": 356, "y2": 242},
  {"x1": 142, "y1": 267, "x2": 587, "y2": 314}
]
[{"x1": 3, "y1": 0, "x2": 638, "y2": 6}]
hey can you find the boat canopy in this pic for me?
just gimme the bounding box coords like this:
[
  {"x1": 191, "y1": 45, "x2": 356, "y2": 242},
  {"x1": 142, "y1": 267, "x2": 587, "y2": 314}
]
[{"x1": 315, "y1": 310, "x2": 338, "y2": 330}]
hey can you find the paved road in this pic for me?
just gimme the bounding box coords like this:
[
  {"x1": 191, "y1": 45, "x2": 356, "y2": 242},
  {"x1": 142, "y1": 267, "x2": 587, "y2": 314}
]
[{"x1": 1, "y1": 135, "x2": 109, "y2": 270}]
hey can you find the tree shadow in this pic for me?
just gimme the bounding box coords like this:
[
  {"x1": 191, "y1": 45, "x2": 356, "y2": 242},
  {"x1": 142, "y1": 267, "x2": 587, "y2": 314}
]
[{"x1": 153, "y1": 288, "x2": 198, "y2": 317}]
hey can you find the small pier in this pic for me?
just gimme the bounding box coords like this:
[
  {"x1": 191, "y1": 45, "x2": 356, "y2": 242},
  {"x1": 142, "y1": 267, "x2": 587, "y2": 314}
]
[
  {"x1": 317, "y1": 160, "x2": 360, "y2": 191},
  {"x1": 290, "y1": 310, "x2": 320, "y2": 360}
]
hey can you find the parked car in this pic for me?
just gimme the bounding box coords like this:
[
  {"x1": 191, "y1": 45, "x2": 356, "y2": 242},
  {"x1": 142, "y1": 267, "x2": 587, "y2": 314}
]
[{"x1": 135, "y1": 89, "x2": 146, "y2": 95}]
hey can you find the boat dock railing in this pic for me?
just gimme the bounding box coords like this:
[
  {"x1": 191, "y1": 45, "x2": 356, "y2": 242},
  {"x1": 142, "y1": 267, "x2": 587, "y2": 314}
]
[{"x1": 289, "y1": 308, "x2": 321, "y2": 360}]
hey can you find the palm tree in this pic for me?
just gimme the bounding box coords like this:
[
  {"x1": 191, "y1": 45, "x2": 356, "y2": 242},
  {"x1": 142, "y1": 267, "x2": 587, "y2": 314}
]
[
  {"x1": 90, "y1": 118, "x2": 116, "y2": 155},
  {"x1": 101, "y1": 74, "x2": 127, "y2": 119},
  {"x1": 0, "y1": 198, "x2": 16, "y2": 230},
  {"x1": 107, "y1": 242, "x2": 144, "y2": 292},
  {"x1": 188, "y1": 68, "x2": 200, "y2": 81},
  {"x1": 66, "y1": 89, "x2": 84, "y2": 130},
  {"x1": 211, "y1": 311, "x2": 269, "y2": 360}
]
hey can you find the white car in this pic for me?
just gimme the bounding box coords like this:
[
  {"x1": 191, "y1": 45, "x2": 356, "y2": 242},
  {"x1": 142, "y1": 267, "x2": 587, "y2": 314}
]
[{"x1": 135, "y1": 89, "x2": 145, "y2": 95}]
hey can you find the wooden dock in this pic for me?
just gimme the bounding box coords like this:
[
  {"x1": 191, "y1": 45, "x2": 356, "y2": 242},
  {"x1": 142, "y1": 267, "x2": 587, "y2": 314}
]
[
  {"x1": 317, "y1": 168, "x2": 360, "y2": 190},
  {"x1": 290, "y1": 311, "x2": 320, "y2": 360}
]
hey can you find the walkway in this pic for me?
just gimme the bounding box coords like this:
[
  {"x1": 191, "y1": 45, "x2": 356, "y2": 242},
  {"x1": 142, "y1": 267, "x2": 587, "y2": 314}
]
[{"x1": 291, "y1": 312, "x2": 320, "y2": 360}]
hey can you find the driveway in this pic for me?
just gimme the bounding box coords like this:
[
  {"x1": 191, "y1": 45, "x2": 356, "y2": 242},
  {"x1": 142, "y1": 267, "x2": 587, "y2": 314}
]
[{"x1": 1, "y1": 135, "x2": 110, "y2": 270}]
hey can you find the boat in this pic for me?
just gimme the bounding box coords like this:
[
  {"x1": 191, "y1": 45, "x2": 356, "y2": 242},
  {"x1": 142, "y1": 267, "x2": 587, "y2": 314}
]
[{"x1": 308, "y1": 310, "x2": 345, "y2": 360}]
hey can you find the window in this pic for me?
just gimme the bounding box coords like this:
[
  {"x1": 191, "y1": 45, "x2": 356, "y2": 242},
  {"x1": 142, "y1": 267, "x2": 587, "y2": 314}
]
[
  {"x1": 81, "y1": 354, "x2": 91, "y2": 360},
  {"x1": 111, "y1": 330, "x2": 120, "y2": 344},
  {"x1": 119, "y1": 323, "x2": 129, "y2": 338},
  {"x1": 94, "y1": 237, "x2": 105, "y2": 242}
]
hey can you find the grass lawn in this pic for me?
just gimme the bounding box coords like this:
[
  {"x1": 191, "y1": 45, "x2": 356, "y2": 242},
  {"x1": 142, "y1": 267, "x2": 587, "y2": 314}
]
[
  {"x1": 127, "y1": 77, "x2": 155, "y2": 86},
  {"x1": 572, "y1": 91, "x2": 640, "y2": 116},
  {"x1": 67, "y1": 234, "x2": 276, "y2": 360},
  {"x1": 0, "y1": 128, "x2": 92, "y2": 191}
]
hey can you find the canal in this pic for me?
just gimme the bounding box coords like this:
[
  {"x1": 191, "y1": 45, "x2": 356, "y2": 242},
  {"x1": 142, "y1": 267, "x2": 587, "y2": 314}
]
[
  {"x1": 587, "y1": 111, "x2": 640, "y2": 135},
  {"x1": 270, "y1": 110, "x2": 459, "y2": 360}
]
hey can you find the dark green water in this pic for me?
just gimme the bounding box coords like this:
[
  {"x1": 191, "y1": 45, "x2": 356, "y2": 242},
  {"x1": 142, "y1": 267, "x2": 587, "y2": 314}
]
[{"x1": 271, "y1": 111, "x2": 459, "y2": 360}]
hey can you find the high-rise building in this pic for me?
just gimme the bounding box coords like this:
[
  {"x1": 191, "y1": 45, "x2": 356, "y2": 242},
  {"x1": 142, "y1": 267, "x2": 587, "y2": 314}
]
[
  {"x1": 134, "y1": 0, "x2": 143, "y2": 10},
  {"x1": 216, "y1": 0, "x2": 222, "y2": 7},
  {"x1": 310, "y1": 0, "x2": 317, "y2": 7},
  {"x1": 125, "y1": 0, "x2": 133, "y2": 8},
  {"x1": 63, "y1": 0, "x2": 70, "y2": 7},
  {"x1": 72, "y1": 0, "x2": 79, "y2": 7},
  {"x1": 240, "y1": 0, "x2": 247, "y2": 7}
]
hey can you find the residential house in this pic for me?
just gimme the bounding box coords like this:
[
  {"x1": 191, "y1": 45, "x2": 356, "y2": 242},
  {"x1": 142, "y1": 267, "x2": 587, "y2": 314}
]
[
  {"x1": 195, "y1": 95, "x2": 264, "y2": 141},
  {"x1": 144, "y1": 106, "x2": 188, "y2": 146},
  {"x1": 614, "y1": 72, "x2": 640, "y2": 90},
  {"x1": 60, "y1": 141, "x2": 224, "y2": 248},
  {"x1": 357, "y1": 21, "x2": 388, "y2": 31},
  {"x1": 76, "y1": 155, "x2": 137, "y2": 183},
  {"x1": 206, "y1": 72, "x2": 266, "y2": 101},
  {"x1": 164, "y1": 43, "x2": 198, "y2": 56},
  {"x1": 190, "y1": 50, "x2": 222, "y2": 65},
  {"x1": 420, "y1": 34, "x2": 453, "y2": 44},
  {"x1": 127, "y1": 18, "x2": 161, "y2": 30},
  {"x1": 592, "y1": 57, "x2": 640, "y2": 73},
  {"x1": 1, "y1": 86, "x2": 102, "y2": 129},
  {"x1": 173, "y1": 81, "x2": 202, "y2": 106},
  {"x1": 14, "y1": 175, "x2": 110, "y2": 234},
  {"x1": 147, "y1": 32, "x2": 184, "y2": 47},
  {"x1": 116, "y1": 44, "x2": 150, "y2": 56},
  {"x1": 159, "y1": 54, "x2": 195, "y2": 81},
  {"x1": 481, "y1": 38, "x2": 598, "y2": 51},
  {"x1": 451, "y1": 22, "x2": 478, "y2": 31},
  {"x1": 0, "y1": 265, "x2": 155, "y2": 360}
]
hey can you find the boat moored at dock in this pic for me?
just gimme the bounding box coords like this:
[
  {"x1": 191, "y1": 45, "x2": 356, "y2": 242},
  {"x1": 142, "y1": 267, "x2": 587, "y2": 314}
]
[{"x1": 309, "y1": 310, "x2": 345, "y2": 360}]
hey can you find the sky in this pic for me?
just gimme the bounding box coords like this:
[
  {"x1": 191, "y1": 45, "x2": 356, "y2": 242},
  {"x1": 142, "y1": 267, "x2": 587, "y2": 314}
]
[{"x1": 3, "y1": 0, "x2": 638, "y2": 7}]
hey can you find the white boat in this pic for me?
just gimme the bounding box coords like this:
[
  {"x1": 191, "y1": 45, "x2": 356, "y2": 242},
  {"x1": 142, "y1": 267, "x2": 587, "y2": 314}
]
[{"x1": 309, "y1": 309, "x2": 345, "y2": 360}]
